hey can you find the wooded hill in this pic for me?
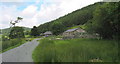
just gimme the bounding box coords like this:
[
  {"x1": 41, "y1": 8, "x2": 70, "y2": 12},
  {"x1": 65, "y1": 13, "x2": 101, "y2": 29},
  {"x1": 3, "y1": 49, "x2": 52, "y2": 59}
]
[
  {"x1": 37, "y1": 2, "x2": 119, "y2": 39},
  {"x1": 37, "y1": 2, "x2": 101, "y2": 34}
]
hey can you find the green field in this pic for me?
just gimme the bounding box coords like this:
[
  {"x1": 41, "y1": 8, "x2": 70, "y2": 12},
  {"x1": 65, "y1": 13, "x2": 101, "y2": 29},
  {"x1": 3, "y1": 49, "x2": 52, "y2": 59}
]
[{"x1": 32, "y1": 38, "x2": 118, "y2": 62}]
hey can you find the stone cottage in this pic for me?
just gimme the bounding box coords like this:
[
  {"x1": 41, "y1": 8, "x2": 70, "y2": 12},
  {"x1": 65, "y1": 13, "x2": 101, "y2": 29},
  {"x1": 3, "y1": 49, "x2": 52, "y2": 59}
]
[{"x1": 62, "y1": 28, "x2": 86, "y2": 38}]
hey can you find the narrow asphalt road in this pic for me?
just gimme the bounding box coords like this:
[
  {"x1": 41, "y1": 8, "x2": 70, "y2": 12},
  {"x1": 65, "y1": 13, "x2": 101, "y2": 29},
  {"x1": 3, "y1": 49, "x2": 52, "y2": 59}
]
[{"x1": 0, "y1": 38, "x2": 40, "y2": 62}]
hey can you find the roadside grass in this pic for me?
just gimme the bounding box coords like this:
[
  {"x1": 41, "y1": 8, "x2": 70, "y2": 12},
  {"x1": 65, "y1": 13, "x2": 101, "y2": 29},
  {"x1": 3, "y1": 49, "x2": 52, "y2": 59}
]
[
  {"x1": 0, "y1": 40, "x2": 2, "y2": 53},
  {"x1": 32, "y1": 38, "x2": 118, "y2": 62},
  {"x1": 0, "y1": 38, "x2": 26, "y2": 53},
  {"x1": 0, "y1": 37, "x2": 38, "y2": 53}
]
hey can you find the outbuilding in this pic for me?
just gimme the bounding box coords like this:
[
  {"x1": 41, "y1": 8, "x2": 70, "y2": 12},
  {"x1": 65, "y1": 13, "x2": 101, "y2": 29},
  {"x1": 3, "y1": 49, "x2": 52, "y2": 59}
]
[{"x1": 44, "y1": 31, "x2": 53, "y2": 37}]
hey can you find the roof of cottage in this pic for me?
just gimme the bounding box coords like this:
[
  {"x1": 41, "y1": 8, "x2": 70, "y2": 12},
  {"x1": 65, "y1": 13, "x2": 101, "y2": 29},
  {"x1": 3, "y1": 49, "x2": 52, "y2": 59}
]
[
  {"x1": 65, "y1": 28, "x2": 78, "y2": 32},
  {"x1": 44, "y1": 31, "x2": 52, "y2": 35}
]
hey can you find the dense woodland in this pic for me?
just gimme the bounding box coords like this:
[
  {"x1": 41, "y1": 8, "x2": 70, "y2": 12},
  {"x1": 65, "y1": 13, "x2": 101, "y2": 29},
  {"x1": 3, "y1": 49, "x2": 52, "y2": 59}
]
[{"x1": 36, "y1": 2, "x2": 119, "y2": 40}]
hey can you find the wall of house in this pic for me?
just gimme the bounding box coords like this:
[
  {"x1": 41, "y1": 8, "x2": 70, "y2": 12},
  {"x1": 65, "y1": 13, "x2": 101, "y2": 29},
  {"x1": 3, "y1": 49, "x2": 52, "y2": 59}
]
[{"x1": 62, "y1": 29, "x2": 99, "y2": 39}]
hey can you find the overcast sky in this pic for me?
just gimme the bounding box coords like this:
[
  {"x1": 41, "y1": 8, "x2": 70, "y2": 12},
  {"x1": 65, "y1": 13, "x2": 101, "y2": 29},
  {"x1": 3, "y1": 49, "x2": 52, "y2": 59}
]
[{"x1": 0, "y1": 0, "x2": 102, "y2": 29}]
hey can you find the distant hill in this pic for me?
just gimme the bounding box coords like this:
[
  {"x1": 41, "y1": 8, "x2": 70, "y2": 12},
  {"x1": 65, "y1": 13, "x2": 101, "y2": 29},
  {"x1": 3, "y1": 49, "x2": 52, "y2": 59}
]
[
  {"x1": 0, "y1": 28, "x2": 11, "y2": 35},
  {"x1": 0, "y1": 27, "x2": 31, "y2": 36},
  {"x1": 23, "y1": 27, "x2": 31, "y2": 32}
]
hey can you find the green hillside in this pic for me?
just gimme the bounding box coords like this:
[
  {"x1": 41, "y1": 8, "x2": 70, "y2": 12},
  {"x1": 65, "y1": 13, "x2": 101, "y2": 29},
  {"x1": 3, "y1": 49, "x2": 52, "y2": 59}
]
[
  {"x1": 0, "y1": 28, "x2": 11, "y2": 35},
  {"x1": 37, "y1": 2, "x2": 102, "y2": 35},
  {"x1": 0, "y1": 27, "x2": 31, "y2": 36},
  {"x1": 37, "y1": 2, "x2": 119, "y2": 39}
]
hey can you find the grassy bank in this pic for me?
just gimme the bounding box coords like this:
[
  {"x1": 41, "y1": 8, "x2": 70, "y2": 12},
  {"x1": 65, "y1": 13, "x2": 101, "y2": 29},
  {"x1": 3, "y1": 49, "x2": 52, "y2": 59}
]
[
  {"x1": 32, "y1": 38, "x2": 118, "y2": 62},
  {"x1": 0, "y1": 38, "x2": 26, "y2": 53}
]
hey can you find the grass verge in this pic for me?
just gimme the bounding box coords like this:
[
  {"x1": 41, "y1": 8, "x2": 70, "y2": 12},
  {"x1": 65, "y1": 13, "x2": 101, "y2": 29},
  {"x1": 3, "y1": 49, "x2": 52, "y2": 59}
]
[{"x1": 0, "y1": 38, "x2": 26, "y2": 53}]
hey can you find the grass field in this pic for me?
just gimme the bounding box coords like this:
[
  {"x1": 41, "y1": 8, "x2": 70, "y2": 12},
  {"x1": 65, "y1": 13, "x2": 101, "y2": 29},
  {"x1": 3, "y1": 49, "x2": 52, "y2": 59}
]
[{"x1": 32, "y1": 38, "x2": 118, "y2": 63}]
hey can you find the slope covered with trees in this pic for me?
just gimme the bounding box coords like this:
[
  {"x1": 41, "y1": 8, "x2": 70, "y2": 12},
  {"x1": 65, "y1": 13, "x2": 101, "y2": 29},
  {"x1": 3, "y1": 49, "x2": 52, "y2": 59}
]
[
  {"x1": 37, "y1": 2, "x2": 102, "y2": 35},
  {"x1": 37, "y1": 2, "x2": 119, "y2": 39}
]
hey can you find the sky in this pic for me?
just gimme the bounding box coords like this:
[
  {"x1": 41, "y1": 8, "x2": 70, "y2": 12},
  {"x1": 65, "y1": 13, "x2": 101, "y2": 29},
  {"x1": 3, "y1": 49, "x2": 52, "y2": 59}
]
[{"x1": 0, "y1": 0, "x2": 102, "y2": 29}]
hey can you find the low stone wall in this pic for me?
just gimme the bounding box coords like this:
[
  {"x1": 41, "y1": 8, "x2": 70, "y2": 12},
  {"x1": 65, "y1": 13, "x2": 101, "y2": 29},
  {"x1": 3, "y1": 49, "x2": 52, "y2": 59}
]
[{"x1": 62, "y1": 33, "x2": 100, "y2": 39}]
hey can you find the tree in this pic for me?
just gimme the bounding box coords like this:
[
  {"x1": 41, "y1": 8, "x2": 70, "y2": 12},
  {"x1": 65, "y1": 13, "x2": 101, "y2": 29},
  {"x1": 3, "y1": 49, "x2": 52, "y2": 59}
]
[
  {"x1": 31, "y1": 26, "x2": 39, "y2": 36},
  {"x1": 50, "y1": 22, "x2": 66, "y2": 35},
  {"x1": 24, "y1": 31, "x2": 30, "y2": 35},
  {"x1": 86, "y1": 2, "x2": 119, "y2": 39},
  {"x1": 9, "y1": 26, "x2": 25, "y2": 39},
  {"x1": 10, "y1": 17, "x2": 23, "y2": 27}
]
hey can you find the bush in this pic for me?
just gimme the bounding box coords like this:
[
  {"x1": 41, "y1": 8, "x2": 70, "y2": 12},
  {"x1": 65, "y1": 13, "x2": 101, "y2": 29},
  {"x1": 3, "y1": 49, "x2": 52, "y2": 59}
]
[{"x1": 9, "y1": 26, "x2": 25, "y2": 39}]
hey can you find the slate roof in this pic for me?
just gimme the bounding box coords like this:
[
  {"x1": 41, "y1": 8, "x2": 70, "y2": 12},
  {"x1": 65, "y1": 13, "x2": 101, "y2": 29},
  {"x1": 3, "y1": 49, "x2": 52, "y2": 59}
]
[
  {"x1": 44, "y1": 31, "x2": 52, "y2": 35},
  {"x1": 65, "y1": 28, "x2": 78, "y2": 32}
]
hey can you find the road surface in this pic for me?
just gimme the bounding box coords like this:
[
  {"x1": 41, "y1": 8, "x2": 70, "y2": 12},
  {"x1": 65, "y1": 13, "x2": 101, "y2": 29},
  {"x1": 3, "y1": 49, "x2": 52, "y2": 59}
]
[{"x1": 0, "y1": 38, "x2": 40, "y2": 62}]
